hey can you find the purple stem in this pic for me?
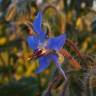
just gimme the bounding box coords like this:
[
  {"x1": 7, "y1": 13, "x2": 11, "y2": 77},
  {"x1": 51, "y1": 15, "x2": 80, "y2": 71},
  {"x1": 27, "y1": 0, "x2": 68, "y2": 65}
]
[{"x1": 55, "y1": 61, "x2": 67, "y2": 80}]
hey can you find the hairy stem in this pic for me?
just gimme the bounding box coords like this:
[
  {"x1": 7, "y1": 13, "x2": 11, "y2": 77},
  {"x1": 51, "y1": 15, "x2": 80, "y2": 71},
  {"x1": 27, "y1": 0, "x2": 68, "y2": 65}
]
[
  {"x1": 66, "y1": 39, "x2": 82, "y2": 58},
  {"x1": 59, "y1": 48, "x2": 81, "y2": 70},
  {"x1": 55, "y1": 61, "x2": 67, "y2": 80}
]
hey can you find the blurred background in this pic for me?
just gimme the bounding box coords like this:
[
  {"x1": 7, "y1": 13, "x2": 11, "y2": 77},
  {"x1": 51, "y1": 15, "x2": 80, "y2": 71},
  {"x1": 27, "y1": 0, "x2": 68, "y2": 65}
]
[{"x1": 0, "y1": 0, "x2": 96, "y2": 96}]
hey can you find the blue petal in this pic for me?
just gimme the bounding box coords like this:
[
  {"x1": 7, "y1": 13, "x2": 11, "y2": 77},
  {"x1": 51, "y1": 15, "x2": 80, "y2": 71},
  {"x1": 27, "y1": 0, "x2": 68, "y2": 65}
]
[
  {"x1": 36, "y1": 55, "x2": 51, "y2": 73},
  {"x1": 35, "y1": 54, "x2": 59, "y2": 73},
  {"x1": 27, "y1": 36, "x2": 39, "y2": 51},
  {"x1": 50, "y1": 54, "x2": 67, "y2": 79},
  {"x1": 36, "y1": 53, "x2": 67, "y2": 79},
  {"x1": 33, "y1": 12, "x2": 43, "y2": 34},
  {"x1": 33, "y1": 11, "x2": 46, "y2": 42},
  {"x1": 47, "y1": 33, "x2": 67, "y2": 51},
  {"x1": 50, "y1": 54, "x2": 58, "y2": 64}
]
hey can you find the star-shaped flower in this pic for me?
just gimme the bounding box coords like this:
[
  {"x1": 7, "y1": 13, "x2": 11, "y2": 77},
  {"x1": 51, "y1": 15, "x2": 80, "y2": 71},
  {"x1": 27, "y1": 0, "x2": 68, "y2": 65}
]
[{"x1": 27, "y1": 12, "x2": 67, "y2": 79}]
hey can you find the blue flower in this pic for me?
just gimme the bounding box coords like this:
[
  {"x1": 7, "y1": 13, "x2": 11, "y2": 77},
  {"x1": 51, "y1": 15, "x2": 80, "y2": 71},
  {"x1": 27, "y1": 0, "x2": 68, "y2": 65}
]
[{"x1": 27, "y1": 12, "x2": 67, "y2": 79}]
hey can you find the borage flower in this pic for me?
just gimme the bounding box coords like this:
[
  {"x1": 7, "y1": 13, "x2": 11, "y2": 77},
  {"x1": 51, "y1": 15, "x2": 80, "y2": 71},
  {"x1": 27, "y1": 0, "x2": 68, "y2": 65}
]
[{"x1": 27, "y1": 12, "x2": 67, "y2": 79}]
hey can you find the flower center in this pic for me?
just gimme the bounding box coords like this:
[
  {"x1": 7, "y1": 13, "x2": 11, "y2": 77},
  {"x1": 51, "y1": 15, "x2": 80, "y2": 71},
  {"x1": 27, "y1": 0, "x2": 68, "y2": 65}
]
[
  {"x1": 33, "y1": 40, "x2": 49, "y2": 58},
  {"x1": 38, "y1": 40, "x2": 47, "y2": 49},
  {"x1": 33, "y1": 48, "x2": 48, "y2": 59}
]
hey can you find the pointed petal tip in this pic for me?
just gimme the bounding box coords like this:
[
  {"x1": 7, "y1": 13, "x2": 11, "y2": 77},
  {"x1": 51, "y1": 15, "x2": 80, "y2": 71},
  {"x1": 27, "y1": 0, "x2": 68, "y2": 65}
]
[
  {"x1": 47, "y1": 32, "x2": 67, "y2": 51},
  {"x1": 33, "y1": 11, "x2": 43, "y2": 34},
  {"x1": 35, "y1": 55, "x2": 51, "y2": 73},
  {"x1": 27, "y1": 36, "x2": 39, "y2": 51}
]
